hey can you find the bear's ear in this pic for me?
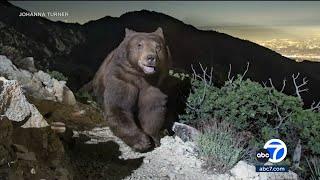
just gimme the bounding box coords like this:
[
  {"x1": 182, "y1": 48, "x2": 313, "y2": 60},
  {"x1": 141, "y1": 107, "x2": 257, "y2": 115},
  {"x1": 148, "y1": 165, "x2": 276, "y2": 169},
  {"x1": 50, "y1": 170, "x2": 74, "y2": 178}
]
[
  {"x1": 154, "y1": 27, "x2": 164, "y2": 38},
  {"x1": 125, "y1": 28, "x2": 136, "y2": 37}
]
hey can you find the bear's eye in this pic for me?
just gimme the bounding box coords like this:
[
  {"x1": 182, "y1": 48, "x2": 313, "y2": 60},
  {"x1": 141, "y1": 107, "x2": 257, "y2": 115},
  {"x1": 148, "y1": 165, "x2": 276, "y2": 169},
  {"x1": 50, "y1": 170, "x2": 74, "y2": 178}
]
[
  {"x1": 137, "y1": 43, "x2": 143, "y2": 48},
  {"x1": 156, "y1": 45, "x2": 161, "y2": 51}
]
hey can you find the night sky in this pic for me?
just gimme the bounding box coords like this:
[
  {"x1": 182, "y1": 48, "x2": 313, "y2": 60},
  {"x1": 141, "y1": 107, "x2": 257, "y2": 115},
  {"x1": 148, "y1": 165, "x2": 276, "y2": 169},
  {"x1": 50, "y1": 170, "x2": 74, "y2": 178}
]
[{"x1": 11, "y1": 1, "x2": 320, "y2": 41}]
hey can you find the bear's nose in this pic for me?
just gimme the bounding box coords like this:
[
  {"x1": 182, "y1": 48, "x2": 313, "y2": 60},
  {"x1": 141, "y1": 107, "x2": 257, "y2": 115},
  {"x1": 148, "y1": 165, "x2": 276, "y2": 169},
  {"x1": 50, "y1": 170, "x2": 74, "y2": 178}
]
[{"x1": 146, "y1": 54, "x2": 156, "y2": 63}]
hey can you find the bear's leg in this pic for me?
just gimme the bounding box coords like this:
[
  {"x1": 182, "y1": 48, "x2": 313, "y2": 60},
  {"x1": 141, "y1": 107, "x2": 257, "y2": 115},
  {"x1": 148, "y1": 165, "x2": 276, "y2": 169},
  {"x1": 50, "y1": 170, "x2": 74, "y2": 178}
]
[
  {"x1": 105, "y1": 106, "x2": 153, "y2": 152},
  {"x1": 138, "y1": 87, "x2": 167, "y2": 147}
]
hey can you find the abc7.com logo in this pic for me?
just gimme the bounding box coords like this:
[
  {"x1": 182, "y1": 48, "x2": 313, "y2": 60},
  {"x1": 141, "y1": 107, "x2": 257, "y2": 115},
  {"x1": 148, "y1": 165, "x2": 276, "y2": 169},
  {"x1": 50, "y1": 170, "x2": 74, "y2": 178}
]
[{"x1": 256, "y1": 139, "x2": 287, "y2": 163}]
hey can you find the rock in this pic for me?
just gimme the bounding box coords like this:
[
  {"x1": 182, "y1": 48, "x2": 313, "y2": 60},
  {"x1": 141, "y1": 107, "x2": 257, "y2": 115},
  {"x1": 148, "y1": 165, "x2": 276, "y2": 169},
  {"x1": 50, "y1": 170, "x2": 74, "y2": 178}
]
[
  {"x1": 0, "y1": 77, "x2": 49, "y2": 128},
  {"x1": 62, "y1": 86, "x2": 77, "y2": 105},
  {"x1": 34, "y1": 71, "x2": 76, "y2": 106},
  {"x1": 30, "y1": 168, "x2": 36, "y2": 175},
  {"x1": 51, "y1": 122, "x2": 65, "y2": 127},
  {"x1": 0, "y1": 55, "x2": 76, "y2": 106},
  {"x1": 0, "y1": 55, "x2": 21, "y2": 80},
  {"x1": 172, "y1": 122, "x2": 200, "y2": 142},
  {"x1": 143, "y1": 159, "x2": 150, "y2": 164},
  {"x1": 12, "y1": 144, "x2": 29, "y2": 153},
  {"x1": 34, "y1": 70, "x2": 53, "y2": 87},
  {"x1": 16, "y1": 152, "x2": 37, "y2": 161},
  {"x1": 14, "y1": 57, "x2": 37, "y2": 73},
  {"x1": 71, "y1": 110, "x2": 86, "y2": 117},
  {"x1": 230, "y1": 161, "x2": 298, "y2": 180},
  {"x1": 50, "y1": 122, "x2": 66, "y2": 133}
]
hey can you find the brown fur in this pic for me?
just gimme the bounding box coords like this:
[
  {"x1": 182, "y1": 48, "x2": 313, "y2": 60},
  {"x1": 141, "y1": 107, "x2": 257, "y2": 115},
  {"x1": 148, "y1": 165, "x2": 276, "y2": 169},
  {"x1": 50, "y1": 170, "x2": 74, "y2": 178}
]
[{"x1": 91, "y1": 27, "x2": 171, "y2": 152}]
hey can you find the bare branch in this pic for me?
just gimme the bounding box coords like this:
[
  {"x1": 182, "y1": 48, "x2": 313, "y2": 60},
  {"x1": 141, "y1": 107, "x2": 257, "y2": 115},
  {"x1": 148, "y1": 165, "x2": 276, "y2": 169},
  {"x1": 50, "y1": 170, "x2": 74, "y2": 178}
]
[
  {"x1": 280, "y1": 79, "x2": 286, "y2": 93},
  {"x1": 199, "y1": 63, "x2": 207, "y2": 78},
  {"x1": 264, "y1": 79, "x2": 292, "y2": 130},
  {"x1": 292, "y1": 73, "x2": 309, "y2": 101},
  {"x1": 191, "y1": 64, "x2": 203, "y2": 81},
  {"x1": 189, "y1": 63, "x2": 214, "y2": 109},
  {"x1": 311, "y1": 101, "x2": 320, "y2": 112},
  {"x1": 240, "y1": 62, "x2": 250, "y2": 81},
  {"x1": 262, "y1": 81, "x2": 268, "y2": 88},
  {"x1": 228, "y1": 64, "x2": 234, "y2": 82},
  {"x1": 268, "y1": 78, "x2": 275, "y2": 89},
  {"x1": 198, "y1": 63, "x2": 209, "y2": 105},
  {"x1": 275, "y1": 106, "x2": 292, "y2": 130},
  {"x1": 185, "y1": 100, "x2": 197, "y2": 111},
  {"x1": 265, "y1": 78, "x2": 286, "y2": 93}
]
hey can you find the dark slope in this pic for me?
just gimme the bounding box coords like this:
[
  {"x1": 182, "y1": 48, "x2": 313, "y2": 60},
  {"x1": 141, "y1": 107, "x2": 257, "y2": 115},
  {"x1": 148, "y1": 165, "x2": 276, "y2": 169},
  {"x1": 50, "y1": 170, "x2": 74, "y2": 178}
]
[
  {"x1": 0, "y1": 1, "x2": 85, "y2": 70},
  {"x1": 0, "y1": 2, "x2": 319, "y2": 105}
]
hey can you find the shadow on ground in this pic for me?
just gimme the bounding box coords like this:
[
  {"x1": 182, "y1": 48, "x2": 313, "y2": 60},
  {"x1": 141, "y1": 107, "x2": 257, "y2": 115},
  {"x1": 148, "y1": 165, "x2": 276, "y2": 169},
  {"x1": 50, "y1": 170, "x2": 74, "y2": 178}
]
[{"x1": 64, "y1": 135, "x2": 144, "y2": 180}]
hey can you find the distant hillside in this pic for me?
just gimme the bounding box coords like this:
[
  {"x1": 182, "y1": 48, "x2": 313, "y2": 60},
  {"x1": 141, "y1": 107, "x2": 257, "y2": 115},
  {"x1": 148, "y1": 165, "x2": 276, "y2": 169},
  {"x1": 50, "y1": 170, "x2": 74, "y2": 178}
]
[{"x1": 0, "y1": 1, "x2": 319, "y2": 105}]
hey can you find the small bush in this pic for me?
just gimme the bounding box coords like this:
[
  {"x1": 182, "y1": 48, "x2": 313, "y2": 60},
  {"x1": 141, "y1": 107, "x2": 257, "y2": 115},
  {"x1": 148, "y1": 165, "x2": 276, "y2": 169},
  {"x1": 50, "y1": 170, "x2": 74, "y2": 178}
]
[
  {"x1": 47, "y1": 70, "x2": 68, "y2": 82},
  {"x1": 75, "y1": 90, "x2": 94, "y2": 104},
  {"x1": 196, "y1": 121, "x2": 247, "y2": 173}
]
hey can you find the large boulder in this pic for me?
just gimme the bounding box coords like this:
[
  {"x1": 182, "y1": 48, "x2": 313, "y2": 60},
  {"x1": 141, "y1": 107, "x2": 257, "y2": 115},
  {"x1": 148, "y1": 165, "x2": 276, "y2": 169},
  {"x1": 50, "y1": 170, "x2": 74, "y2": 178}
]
[
  {"x1": 0, "y1": 77, "x2": 48, "y2": 128},
  {"x1": 0, "y1": 55, "x2": 76, "y2": 105}
]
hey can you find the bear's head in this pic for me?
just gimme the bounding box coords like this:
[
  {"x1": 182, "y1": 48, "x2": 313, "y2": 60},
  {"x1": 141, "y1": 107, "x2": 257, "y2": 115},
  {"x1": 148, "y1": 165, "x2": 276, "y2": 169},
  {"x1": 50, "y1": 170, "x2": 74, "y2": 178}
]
[{"x1": 124, "y1": 27, "x2": 170, "y2": 75}]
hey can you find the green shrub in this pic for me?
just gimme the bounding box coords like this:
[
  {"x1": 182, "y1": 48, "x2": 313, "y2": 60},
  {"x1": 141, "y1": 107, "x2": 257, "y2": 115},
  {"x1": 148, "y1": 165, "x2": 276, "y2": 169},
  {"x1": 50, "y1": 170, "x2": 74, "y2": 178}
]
[
  {"x1": 180, "y1": 65, "x2": 320, "y2": 164},
  {"x1": 196, "y1": 121, "x2": 247, "y2": 173},
  {"x1": 75, "y1": 90, "x2": 94, "y2": 104},
  {"x1": 47, "y1": 70, "x2": 68, "y2": 82},
  {"x1": 169, "y1": 69, "x2": 190, "y2": 81}
]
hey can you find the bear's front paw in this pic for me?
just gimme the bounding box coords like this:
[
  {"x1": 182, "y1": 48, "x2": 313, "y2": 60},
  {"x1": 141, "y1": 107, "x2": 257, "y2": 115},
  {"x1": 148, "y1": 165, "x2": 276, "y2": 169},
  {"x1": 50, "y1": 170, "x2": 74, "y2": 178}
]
[
  {"x1": 131, "y1": 133, "x2": 153, "y2": 152},
  {"x1": 151, "y1": 135, "x2": 160, "y2": 147}
]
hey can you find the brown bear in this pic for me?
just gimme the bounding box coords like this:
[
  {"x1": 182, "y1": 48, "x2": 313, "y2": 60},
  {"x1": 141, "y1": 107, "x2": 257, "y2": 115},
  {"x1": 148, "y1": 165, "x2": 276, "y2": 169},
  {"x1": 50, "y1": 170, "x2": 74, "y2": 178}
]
[{"x1": 91, "y1": 27, "x2": 171, "y2": 152}]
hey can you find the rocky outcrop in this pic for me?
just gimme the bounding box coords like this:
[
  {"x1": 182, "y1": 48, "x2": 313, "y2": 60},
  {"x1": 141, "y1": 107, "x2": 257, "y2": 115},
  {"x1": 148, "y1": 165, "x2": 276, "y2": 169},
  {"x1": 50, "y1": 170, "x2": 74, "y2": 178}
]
[
  {"x1": 0, "y1": 77, "x2": 48, "y2": 128},
  {"x1": 0, "y1": 55, "x2": 76, "y2": 105}
]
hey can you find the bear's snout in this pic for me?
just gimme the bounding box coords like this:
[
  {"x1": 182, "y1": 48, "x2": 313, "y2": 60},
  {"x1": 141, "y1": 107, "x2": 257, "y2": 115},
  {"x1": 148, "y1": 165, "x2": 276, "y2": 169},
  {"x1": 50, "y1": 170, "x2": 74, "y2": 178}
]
[
  {"x1": 146, "y1": 54, "x2": 156, "y2": 64},
  {"x1": 145, "y1": 54, "x2": 158, "y2": 68}
]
